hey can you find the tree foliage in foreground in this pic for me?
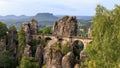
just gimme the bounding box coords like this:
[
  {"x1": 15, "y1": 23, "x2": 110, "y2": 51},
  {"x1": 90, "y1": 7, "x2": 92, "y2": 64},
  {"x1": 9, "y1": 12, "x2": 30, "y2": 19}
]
[
  {"x1": 84, "y1": 5, "x2": 120, "y2": 68},
  {"x1": 18, "y1": 25, "x2": 26, "y2": 61},
  {"x1": 19, "y1": 57, "x2": 39, "y2": 68},
  {"x1": 0, "y1": 22, "x2": 8, "y2": 38}
]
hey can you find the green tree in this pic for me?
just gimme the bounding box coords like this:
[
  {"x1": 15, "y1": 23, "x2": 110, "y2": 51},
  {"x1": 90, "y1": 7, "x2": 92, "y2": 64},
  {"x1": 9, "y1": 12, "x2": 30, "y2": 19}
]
[
  {"x1": 9, "y1": 25, "x2": 17, "y2": 31},
  {"x1": 84, "y1": 5, "x2": 120, "y2": 68},
  {"x1": 0, "y1": 22, "x2": 8, "y2": 38},
  {"x1": 19, "y1": 57, "x2": 39, "y2": 68},
  {"x1": 0, "y1": 55, "x2": 17, "y2": 68},
  {"x1": 42, "y1": 26, "x2": 52, "y2": 35},
  {"x1": 18, "y1": 25, "x2": 26, "y2": 61}
]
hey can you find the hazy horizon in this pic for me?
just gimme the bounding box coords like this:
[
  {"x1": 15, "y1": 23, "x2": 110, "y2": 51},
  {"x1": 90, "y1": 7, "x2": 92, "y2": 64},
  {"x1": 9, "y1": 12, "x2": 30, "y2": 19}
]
[{"x1": 0, "y1": 0, "x2": 120, "y2": 16}]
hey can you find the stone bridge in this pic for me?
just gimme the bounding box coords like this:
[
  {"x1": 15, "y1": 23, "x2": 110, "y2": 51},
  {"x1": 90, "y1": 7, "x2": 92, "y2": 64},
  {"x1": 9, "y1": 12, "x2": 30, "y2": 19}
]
[{"x1": 32, "y1": 35, "x2": 92, "y2": 49}]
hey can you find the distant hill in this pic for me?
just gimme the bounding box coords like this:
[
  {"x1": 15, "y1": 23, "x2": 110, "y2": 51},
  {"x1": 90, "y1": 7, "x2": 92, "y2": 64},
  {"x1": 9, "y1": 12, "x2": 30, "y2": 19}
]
[
  {"x1": 0, "y1": 13, "x2": 58, "y2": 29},
  {"x1": 0, "y1": 13, "x2": 92, "y2": 29}
]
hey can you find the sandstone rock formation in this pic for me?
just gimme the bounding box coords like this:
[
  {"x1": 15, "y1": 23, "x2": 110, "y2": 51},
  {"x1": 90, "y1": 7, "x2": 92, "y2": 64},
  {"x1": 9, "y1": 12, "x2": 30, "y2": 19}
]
[
  {"x1": 22, "y1": 19, "x2": 38, "y2": 44},
  {"x1": 23, "y1": 44, "x2": 32, "y2": 57},
  {"x1": 53, "y1": 16, "x2": 78, "y2": 36},
  {"x1": 7, "y1": 27, "x2": 18, "y2": 57},
  {"x1": 44, "y1": 45, "x2": 62, "y2": 68},
  {"x1": 0, "y1": 37, "x2": 7, "y2": 56},
  {"x1": 30, "y1": 19, "x2": 38, "y2": 35},
  {"x1": 35, "y1": 42, "x2": 44, "y2": 68},
  {"x1": 80, "y1": 50, "x2": 87, "y2": 62},
  {"x1": 62, "y1": 52, "x2": 75, "y2": 68},
  {"x1": 22, "y1": 23, "x2": 31, "y2": 44}
]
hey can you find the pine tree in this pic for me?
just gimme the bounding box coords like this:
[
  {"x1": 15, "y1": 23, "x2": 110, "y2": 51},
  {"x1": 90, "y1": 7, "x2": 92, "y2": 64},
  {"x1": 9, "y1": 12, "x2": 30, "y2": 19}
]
[
  {"x1": 18, "y1": 25, "x2": 26, "y2": 61},
  {"x1": 84, "y1": 5, "x2": 120, "y2": 68}
]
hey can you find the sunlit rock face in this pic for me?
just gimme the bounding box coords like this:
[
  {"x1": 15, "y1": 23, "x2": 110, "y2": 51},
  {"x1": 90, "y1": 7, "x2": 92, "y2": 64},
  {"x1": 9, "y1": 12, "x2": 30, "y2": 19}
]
[
  {"x1": 53, "y1": 16, "x2": 78, "y2": 36},
  {"x1": 62, "y1": 52, "x2": 75, "y2": 68},
  {"x1": 22, "y1": 19, "x2": 38, "y2": 44},
  {"x1": 44, "y1": 43, "x2": 62, "y2": 68},
  {"x1": 23, "y1": 44, "x2": 32, "y2": 57}
]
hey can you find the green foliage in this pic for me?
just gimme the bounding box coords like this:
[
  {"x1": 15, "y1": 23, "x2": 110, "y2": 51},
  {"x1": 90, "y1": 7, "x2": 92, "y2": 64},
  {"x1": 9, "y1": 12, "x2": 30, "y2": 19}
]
[
  {"x1": 18, "y1": 25, "x2": 26, "y2": 60},
  {"x1": 38, "y1": 26, "x2": 52, "y2": 35},
  {"x1": 84, "y1": 5, "x2": 120, "y2": 68},
  {"x1": 61, "y1": 44, "x2": 70, "y2": 55},
  {"x1": 73, "y1": 41, "x2": 84, "y2": 57},
  {"x1": 0, "y1": 22, "x2": 8, "y2": 38},
  {"x1": 19, "y1": 57, "x2": 39, "y2": 68},
  {"x1": 0, "y1": 55, "x2": 17, "y2": 68},
  {"x1": 78, "y1": 22, "x2": 92, "y2": 37},
  {"x1": 30, "y1": 39, "x2": 41, "y2": 57},
  {"x1": 9, "y1": 25, "x2": 17, "y2": 31}
]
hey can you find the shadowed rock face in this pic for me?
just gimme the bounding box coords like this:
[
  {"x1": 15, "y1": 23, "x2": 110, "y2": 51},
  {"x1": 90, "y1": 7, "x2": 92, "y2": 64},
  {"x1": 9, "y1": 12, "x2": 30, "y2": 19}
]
[
  {"x1": 53, "y1": 16, "x2": 78, "y2": 36},
  {"x1": 35, "y1": 43, "x2": 44, "y2": 68},
  {"x1": 7, "y1": 28, "x2": 18, "y2": 57}
]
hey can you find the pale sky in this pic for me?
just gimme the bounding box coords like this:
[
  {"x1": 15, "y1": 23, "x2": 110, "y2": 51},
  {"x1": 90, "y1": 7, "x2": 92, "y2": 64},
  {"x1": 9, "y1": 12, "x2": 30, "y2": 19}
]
[{"x1": 0, "y1": 0, "x2": 120, "y2": 16}]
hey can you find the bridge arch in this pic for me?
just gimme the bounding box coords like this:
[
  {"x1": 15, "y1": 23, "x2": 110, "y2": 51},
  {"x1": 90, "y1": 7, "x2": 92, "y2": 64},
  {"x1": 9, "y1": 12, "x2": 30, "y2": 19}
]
[
  {"x1": 72, "y1": 40, "x2": 84, "y2": 51},
  {"x1": 44, "y1": 37, "x2": 52, "y2": 42},
  {"x1": 71, "y1": 40, "x2": 84, "y2": 59}
]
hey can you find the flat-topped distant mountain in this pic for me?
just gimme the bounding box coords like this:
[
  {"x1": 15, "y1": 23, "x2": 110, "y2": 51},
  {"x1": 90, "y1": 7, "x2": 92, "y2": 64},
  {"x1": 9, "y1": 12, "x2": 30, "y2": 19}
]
[
  {"x1": 0, "y1": 13, "x2": 58, "y2": 29},
  {"x1": 0, "y1": 13, "x2": 92, "y2": 29}
]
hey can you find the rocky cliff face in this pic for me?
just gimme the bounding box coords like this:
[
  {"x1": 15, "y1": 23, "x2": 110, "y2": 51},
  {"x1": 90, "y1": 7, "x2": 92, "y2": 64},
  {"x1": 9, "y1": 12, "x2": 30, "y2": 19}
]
[
  {"x1": 7, "y1": 28, "x2": 18, "y2": 57},
  {"x1": 30, "y1": 19, "x2": 38, "y2": 35},
  {"x1": 22, "y1": 19, "x2": 38, "y2": 57},
  {"x1": 23, "y1": 44, "x2": 32, "y2": 57},
  {"x1": 53, "y1": 16, "x2": 78, "y2": 36},
  {"x1": 35, "y1": 42, "x2": 44, "y2": 68},
  {"x1": 62, "y1": 52, "x2": 75, "y2": 68}
]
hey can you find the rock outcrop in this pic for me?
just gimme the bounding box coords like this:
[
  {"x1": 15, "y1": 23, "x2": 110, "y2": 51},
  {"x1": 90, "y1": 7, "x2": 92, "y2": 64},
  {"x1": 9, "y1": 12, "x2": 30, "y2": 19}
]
[
  {"x1": 22, "y1": 19, "x2": 38, "y2": 44},
  {"x1": 44, "y1": 47, "x2": 62, "y2": 68},
  {"x1": 30, "y1": 19, "x2": 38, "y2": 35},
  {"x1": 53, "y1": 16, "x2": 78, "y2": 36},
  {"x1": 0, "y1": 37, "x2": 7, "y2": 56},
  {"x1": 35, "y1": 42, "x2": 44, "y2": 68},
  {"x1": 7, "y1": 27, "x2": 18, "y2": 57},
  {"x1": 23, "y1": 44, "x2": 32, "y2": 57},
  {"x1": 22, "y1": 23, "x2": 31, "y2": 44},
  {"x1": 62, "y1": 52, "x2": 75, "y2": 68}
]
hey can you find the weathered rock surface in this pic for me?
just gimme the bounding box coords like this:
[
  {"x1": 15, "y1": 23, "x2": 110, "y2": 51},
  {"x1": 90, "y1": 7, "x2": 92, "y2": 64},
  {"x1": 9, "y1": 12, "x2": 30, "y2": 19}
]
[
  {"x1": 74, "y1": 64, "x2": 80, "y2": 68},
  {"x1": 30, "y1": 19, "x2": 38, "y2": 35},
  {"x1": 0, "y1": 37, "x2": 7, "y2": 56},
  {"x1": 44, "y1": 42, "x2": 62, "y2": 68},
  {"x1": 23, "y1": 44, "x2": 32, "y2": 57},
  {"x1": 22, "y1": 19, "x2": 38, "y2": 44},
  {"x1": 35, "y1": 43, "x2": 44, "y2": 68},
  {"x1": 80, "y1": 50, "x2": 87, "y2": 62},
  {"x1": 62, "y1": 52, "x2": 75, "y2": 68},
  {"x1": 22, "y1": 23, "x2": 31, "y2": 44},
  {"x1": 53, "y1": 16, "x2": 78, "y2": 36},
  {"x1": 7, "y1": 28, "x2": 18, "y2": 57}
]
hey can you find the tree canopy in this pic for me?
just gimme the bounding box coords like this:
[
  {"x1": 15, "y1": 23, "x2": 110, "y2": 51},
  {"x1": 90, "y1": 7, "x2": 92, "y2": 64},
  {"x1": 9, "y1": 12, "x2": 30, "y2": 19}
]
[
  {"x1": 84, "y1": 5, "x2": 120, "y2": 68},
  {"x1": 0, "y1": 22, "x2": 8, "y2": 38}
]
